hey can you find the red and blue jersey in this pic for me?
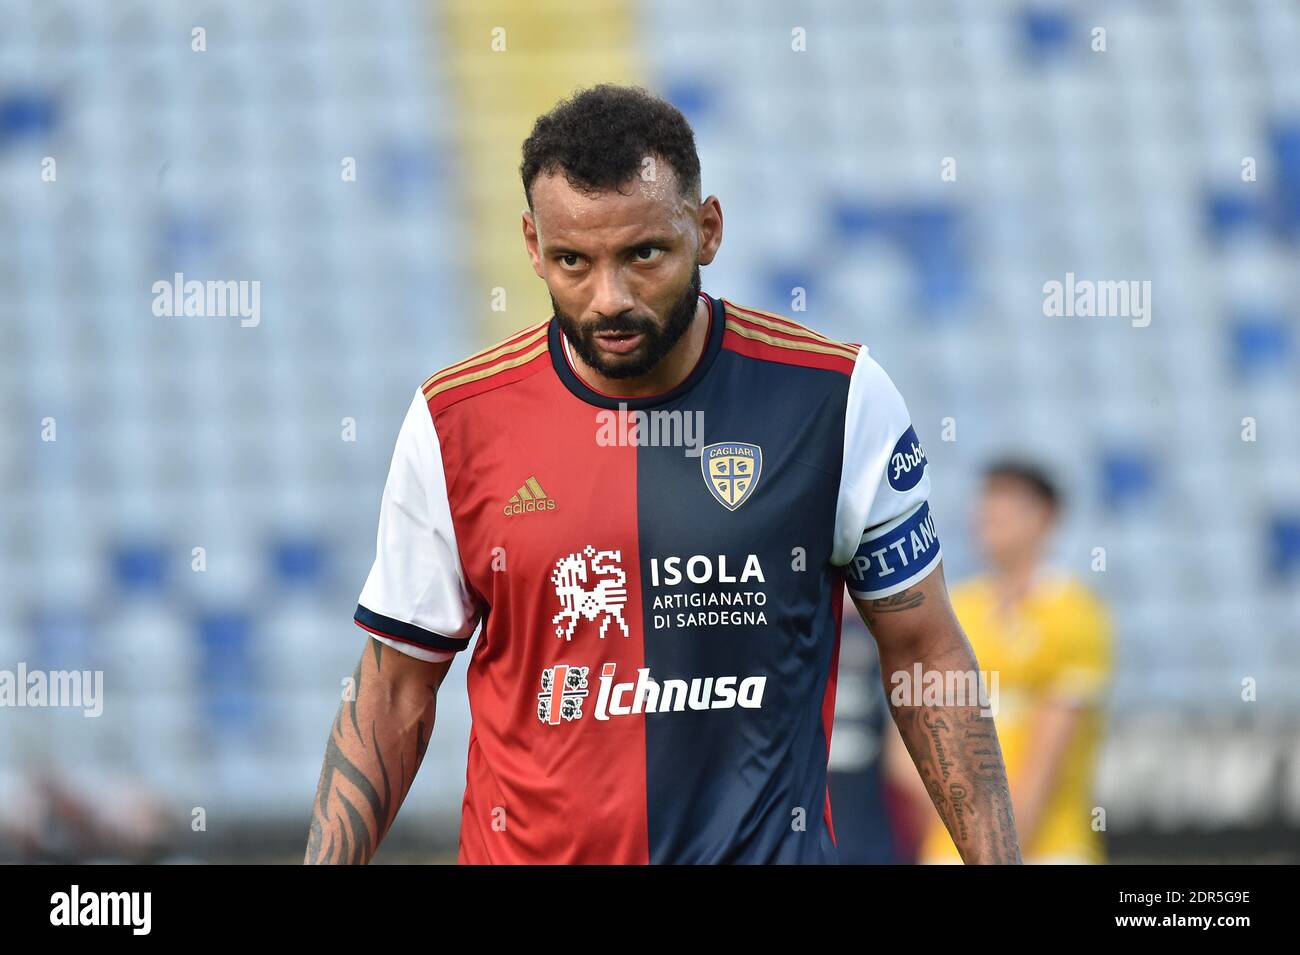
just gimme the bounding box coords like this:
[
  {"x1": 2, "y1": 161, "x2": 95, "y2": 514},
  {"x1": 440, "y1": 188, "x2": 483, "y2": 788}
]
[{"x1": 354, "y1": 291, "x2": 940, "y2": 863}]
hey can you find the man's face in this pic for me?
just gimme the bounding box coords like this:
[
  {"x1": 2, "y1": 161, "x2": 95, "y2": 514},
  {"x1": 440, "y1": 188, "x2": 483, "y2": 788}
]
[
  {"x1": 524, "y1": 164, "x2": 706, "y2": 379},
  {"x1": 974, "y1": 475, "x2": 1056, "y2": 567}
]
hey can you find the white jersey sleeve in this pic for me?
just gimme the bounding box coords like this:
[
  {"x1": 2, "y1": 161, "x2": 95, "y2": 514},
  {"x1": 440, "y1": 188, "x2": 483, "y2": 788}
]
[
  {"x1": 354, "y1": 387, "x2": 482, "y2": 662},
  {"x1": 832, "y1": 349, "x2": 942, "y2": 599}
]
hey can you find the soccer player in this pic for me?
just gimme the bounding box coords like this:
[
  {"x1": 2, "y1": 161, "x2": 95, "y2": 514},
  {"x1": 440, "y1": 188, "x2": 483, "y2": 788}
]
[
  {"x1": 906, "y1": 460, "x2": 1114, "y2": 864},
  {"x1": 305, "y1": 84, "x2": 1021, "y2": 865}
]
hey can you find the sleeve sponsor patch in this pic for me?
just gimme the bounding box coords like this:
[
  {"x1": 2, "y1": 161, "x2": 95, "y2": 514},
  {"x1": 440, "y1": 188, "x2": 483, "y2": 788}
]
[{"x1": 887, "y1": 425, "x2": 928, "y2": 492}]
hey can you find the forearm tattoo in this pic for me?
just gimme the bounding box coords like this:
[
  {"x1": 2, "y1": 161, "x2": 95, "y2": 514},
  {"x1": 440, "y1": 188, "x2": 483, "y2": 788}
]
[
  {"x1": 867, "y1": 583, "x2": 1022, "y2": 864},
  {"x1": 305, "y1": 639, "x2": 435, "y2": 864},
  {"x1": 889, "y1": 693, "x2": 1021, "y2": 864}
]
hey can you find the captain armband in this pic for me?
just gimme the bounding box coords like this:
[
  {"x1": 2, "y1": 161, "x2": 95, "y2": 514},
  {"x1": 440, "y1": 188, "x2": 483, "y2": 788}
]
[{"x1": 843, "y1": 500, "x2": 942, "y2": 600}]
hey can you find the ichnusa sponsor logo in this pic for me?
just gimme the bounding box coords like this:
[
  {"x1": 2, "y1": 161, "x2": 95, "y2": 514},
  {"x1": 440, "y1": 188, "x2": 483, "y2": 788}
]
[
  {"x1": 536, "y1": 663, "x2": 767, "y2": 724},
  {"x1": 594, "y1": 662, "x2": 765, "y2": 720}
]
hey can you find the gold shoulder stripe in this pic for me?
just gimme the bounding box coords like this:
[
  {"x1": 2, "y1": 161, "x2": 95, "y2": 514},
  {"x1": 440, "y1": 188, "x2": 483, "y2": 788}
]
[
  {"x1": 423, "y1": 322, "x2": 549, "y2": 395},
  {"x1": 725, "y1": 301, "x2": 858, "y2": 354},
  {"x1": 724, "y1": 319, "x2": 860, "y2": 362},
  {"x1": 724, "y1": 300, "x2": 843, "y2": 344},
  {"x1": 422, "y1": 321, "x2": 549, "y2": 393},
  {"x1": 424, "y1": 339, "x2": 549, "y2": 401},
  {"x1": 723, "y1": 302, "x2": 858, "y2": 358}
]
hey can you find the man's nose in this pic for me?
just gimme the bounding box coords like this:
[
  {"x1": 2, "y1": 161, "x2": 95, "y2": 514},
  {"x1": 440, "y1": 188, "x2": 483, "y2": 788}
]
[{"x1": 589, "y1": 265, "x2": 636, "y2": 320}]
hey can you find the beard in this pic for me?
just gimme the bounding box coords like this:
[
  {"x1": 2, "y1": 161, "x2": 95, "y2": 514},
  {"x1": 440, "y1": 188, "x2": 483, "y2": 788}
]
[{"x1": 553, "y1": 264, "x2": 701, "y2": 380}]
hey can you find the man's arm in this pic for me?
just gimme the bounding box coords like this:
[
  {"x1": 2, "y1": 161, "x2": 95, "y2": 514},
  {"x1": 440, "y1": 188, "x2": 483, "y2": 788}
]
[
  {"x1": 1009, "y1": 699, "x2": 1082, "y2": 846},
  {"x1": 885, "y1": 693, "x2": 1080, "y2": 856},
  {"x1": 853, "y1": 561, "x2": 1022, "y2": 864},
  {"x1": 305, "y1": 637, "x2": 453, "y2": 864}
]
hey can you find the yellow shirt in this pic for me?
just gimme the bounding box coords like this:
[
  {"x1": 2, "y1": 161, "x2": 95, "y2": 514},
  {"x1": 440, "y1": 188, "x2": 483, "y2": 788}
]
[{"x1": 920, "y1": 571, "x2": 1113, "y2": 864}]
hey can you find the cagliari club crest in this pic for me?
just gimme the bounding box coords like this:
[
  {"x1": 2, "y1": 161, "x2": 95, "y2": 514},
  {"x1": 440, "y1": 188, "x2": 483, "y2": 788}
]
[{"x1": 702, "y1": 442, "x2": 763, "y2": 511}]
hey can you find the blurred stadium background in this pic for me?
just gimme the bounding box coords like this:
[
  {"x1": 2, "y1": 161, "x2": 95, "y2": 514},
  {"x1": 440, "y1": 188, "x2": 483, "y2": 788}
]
[{"x1": 1, "y1": 0, "x2": 1297, "y2": 863}]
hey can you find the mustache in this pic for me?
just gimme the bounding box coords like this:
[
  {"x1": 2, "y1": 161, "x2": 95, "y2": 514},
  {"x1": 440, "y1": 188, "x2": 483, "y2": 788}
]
[{"x1": 587, "y1": 314, "x2": 658, "y2": 335}]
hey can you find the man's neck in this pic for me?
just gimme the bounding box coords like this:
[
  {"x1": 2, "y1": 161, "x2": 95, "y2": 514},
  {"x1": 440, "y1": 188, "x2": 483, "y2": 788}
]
[{"x1": 566, "y1": 296, "x2": 710, "y2": 399}]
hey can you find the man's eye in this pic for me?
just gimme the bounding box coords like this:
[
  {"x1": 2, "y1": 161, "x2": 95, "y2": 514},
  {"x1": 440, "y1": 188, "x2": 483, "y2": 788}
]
[
  {"x1": 634, "y1": 247, "x2": 664, "y2": 262},
  {"x1": 558, "y1": 254, "x2": 581, "y2": 268}
]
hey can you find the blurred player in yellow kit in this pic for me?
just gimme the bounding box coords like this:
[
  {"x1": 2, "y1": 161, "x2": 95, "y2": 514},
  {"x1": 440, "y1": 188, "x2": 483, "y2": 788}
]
[{"x1": 892, "y1": 460, "x2": 1114, "y2": 864}]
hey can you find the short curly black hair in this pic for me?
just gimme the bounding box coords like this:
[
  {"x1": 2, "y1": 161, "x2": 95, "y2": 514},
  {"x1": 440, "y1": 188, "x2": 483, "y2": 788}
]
[{"x1": 520, "y1": 84, "x2": 701, "y2": 209}]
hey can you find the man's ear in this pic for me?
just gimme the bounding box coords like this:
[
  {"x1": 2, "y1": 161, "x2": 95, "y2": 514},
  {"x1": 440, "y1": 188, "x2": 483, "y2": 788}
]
[
  {"x1": 696, "y1": 195, "x2": 723, "y2": 267},
  {"x1": 522, "y1": 210, "x2": 544, "y2": 279}
]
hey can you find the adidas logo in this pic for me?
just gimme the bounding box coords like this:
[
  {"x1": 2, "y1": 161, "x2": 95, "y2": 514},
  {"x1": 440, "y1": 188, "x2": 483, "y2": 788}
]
[{"x1": 504, "y1": 476, "x2": 557, "y2": 516}]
